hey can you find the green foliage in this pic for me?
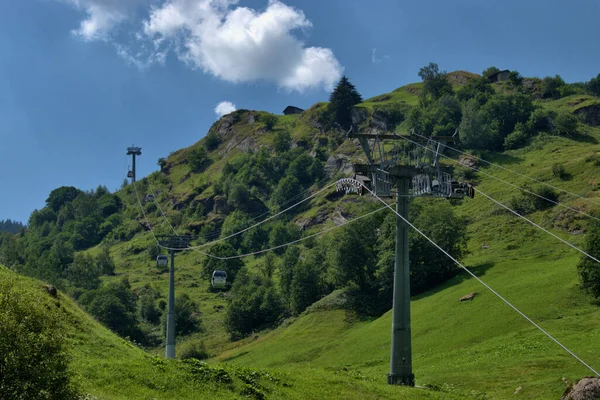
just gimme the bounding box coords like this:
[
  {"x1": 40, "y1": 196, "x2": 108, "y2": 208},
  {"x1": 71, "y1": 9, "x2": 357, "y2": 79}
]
[
  {"x1": 458, "y1": 99, "x2": 495, "y2": 150},
  {"x1": 79, "y1": 279, "x2": 142, "y2": 341},
  {"x1": 45, "y1": 186, "x2": 82, "y2": 212},
  {"x1": 67, "y1": 253, "x2": 101, "y2": 290},
  {"x1": 0, "y1": 219, "x2": 24, "y2": 234},
  {"x1": 138, "y1": 293, "x2": 161, "y2": 325},
  {"x1": 225, "y1": 269, "x2": 283, "y2": 339},
  {"x1": 161, "y1": 293, "x2": 202, "y2": 337},
  {"x1": 554, "y1": 112, "x2": 579, "y2": 136},
  {"x1": 551, "y1": 163, "x2": 568, "y2": 180},
  {"x1": 290, "y1": 256, "x2": 322, "y2": 315},
  {"x1": 418, "y1": 62, "x2": 453, "y2": 104},
  {"x1": 96, "y1": 244, "x2": 116, "y2": 275},
  {"x1": 226, "y1": 182, "x2": 250, "y2": 211},
  {"x1": 503, "y1": 123, "x2": 530, "y2": 150},
  {"x1": 271, "y1": 176, "x2": 302, "y2": 211},
  {"x1": 327, "y1": 75, "x2": 363, "y2": 129},
  {"x1": 262, "y1": 114, "x2": 277, "y2": 131},
  {"x1": 202, "y1": 242, "x2": 244, "y2": 282},
  {"x1": 179, "y1": 340, "x2": 210, "y2": 360},
  {"x1": 408, "y1": 95, "x2": 461, "y2": 136},
  {"x1": 482, "y1": 66, "x2": 500, "y2": 78},
  {"x1": 204, "y1": 131, "x2": 220, "y2": 151},
  {"x1": 157, "y1": 157, "x2": 167, "y2": 171},
  {"x1": 268, "y1": 221, "x2": 301, "y2": 256},
  {"x1": 587, "y1": 73, "x2": 600, "y2": 97},
  {"x1": 508, "y1": 70, "x2": 523, "y2": 87},
  {"x1": 527, "y1": 108, "x2": 557, "y2": 132},
  {"x1": 326, "y1": 210, "x2": 383, "y2": 292},
  {"x1": 0, "y1": 275, "x2": 80, "y2": 399},
  {"x1": 273, "y1": 130, "x2": 291, "y2": 153},
  {"x1": 508, "y1": 186, "x2": 559, "y2": 215},
  {"x1": 577, "y1": 222, "x2": 600, "y2": 299},
  {"x1": 376, "y1": 201, "x2": 468, "y2": 298},
  {"x1": 456, "y1": 76, "x2": 494, "y2": 103},
  {"x1": 188, "y1": 146, "x2": 208, "y2": 172},
  {"x1": 540, "y1": 75, "x2": 566, "y2": 99}
]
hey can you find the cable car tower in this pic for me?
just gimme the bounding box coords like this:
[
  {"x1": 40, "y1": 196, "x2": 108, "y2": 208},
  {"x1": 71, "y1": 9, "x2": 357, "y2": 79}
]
[
  {"x1": 156, "y1": 234, "x2": 195, "y2": 359},
  {"x1": 346, "y1": 127, "x2": 472, "y2": 387},
  {"x1": 126, "y1": 145, "x2": 142, "y2": 183}
]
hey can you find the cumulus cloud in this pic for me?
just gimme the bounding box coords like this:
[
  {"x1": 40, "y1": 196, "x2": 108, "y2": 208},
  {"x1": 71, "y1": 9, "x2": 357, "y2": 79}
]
[
  {"x1": 214, "y1": 101, "x2": 237, "y2": 118},
  {"x1": 58, "y1": 0, "x2": 343, "y2": 92}
]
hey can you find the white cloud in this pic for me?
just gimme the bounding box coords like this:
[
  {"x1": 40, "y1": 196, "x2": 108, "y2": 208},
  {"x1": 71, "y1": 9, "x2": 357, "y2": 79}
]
[
  {"x1": 58, "y1": 0, "x2": 343, "y2": 92},
  {"x1": 63, "y1": 0, "x2": 143, "y2": 40},
  {"x1": 214, "y1": 101, "x2": 237, "y2": 118}
]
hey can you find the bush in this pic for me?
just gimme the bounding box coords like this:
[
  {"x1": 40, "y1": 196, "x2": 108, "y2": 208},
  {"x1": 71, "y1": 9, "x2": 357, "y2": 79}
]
[
  {"x1": 263, "y1": 115, "x2": 277, "y2": 131},
  {"x1": 179, "y1": 340, "x2": 210, "y2": 360},
  {"x1": 541, "y1": 75, "x2": 566, "y2": 99},
  {"x1": 204, "y1": 132, "x2": 220, "y2": 151},
  {"x1": 554, "y1": 113, "x2": 579, "y2": 136},
  {"x1": 161, "y1": 293, "x2": 202, "y2": 337},
  {"x1": 509, "y1": 186, "x2": 559, "y2": 215},
  {"x1": 552, "y1": 163, "x2": 568, "y2": 180},
  {"x1": 577, "y1": 222, "x2": 600, "y2": 299},
  {"x1": 527, "y1": 108, "x2": 556, "y2": 132},
  {"x1": 503, "y1": 124, "x2": 530, "y2": 150},
  {"x1": 273, "y1": 130, "x2": 291, "y2": 153},
  {"x1": 188, "y1": 146, "x2": 208, "y2": 171},
  {"x1": 0, "y1": 274, "x2": 80, "y2": 399}
]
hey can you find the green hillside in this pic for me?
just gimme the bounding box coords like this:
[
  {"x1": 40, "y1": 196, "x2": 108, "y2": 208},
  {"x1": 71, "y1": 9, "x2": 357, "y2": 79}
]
[
  {"x1": 1, "y1": 265, "x2": 467, "y2": 400},
  {"x1": 3, "y1": 67, "x2": 600, "y2": 399}
]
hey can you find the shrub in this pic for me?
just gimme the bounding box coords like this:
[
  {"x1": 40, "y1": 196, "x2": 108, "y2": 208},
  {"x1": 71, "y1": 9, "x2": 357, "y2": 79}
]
[
  {"x1": 552, "y1": 163, "x2": 568, "y2": 180},
  {"x1": 179, "y1": 340, "x2": 210, "y2": 360},
  {"x1": 554, "y1": 113, "x2": 579, "y2": 136},
  {"x1": 204, "y1": 132, "x2": 220, "y2": 151},
  {"x1": 0, "y1": 274, "x2": 80, "y2": 399},
  {"x1": 577, "y1": 222, "x2": 600, "y2": 299},
  {"x1": 188, "y1": 146, "x2": 208, "y2": 171},
  {"x1": 263, "y1": 115, "x2": 277, "y2": 131},
  {"x1": 509, "y1": 186, "x2": 559, "y2": 215},
  {"x1": 504, "y1": 123, "x2": 530, "y2": 150},
  {"x1": 273, "y1": 130, "x2": 291, "y2": 153},
  {"x1": 541, "y1": 75, "x2": 566, "y2": 99}
]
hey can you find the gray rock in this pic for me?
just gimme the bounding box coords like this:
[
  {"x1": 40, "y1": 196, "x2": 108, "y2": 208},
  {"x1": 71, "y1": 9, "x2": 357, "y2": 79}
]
[{"x1": 561, "y1": 377, "x2": 600, "y2": 400}]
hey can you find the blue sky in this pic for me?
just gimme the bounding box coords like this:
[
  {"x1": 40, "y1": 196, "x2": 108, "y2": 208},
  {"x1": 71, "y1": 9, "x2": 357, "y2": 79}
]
[{"x1": 1, "y1": 0, "x2": 599, "y2": 224}]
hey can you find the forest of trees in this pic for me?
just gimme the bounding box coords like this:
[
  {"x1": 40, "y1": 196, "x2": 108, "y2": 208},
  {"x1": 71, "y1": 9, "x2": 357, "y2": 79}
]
[{"x1": 0, "y1": 219, "x2": 24, "y2": 234}]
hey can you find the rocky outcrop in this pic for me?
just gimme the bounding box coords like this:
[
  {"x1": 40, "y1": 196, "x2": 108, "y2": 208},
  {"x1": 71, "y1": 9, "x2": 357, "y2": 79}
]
[
  {"x1": 222, "y1": 136, "x2": 258, "y2": 154},
  {"x1": 574, "y1": 104, "x2": 600, "y2": 127},
  {"x1": 351, "y1": 107, "x2": 370, "y2": 126},
  {"x1": 324, "y1": 154, "x2": 353, "y2": 178},
  {"x1": 561, "y1": 377, "x2": 600, "y2": 400}
]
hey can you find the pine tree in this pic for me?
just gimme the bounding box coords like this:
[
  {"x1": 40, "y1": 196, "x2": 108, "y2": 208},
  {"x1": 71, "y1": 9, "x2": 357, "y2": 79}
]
[{"x1": 328, "y1": 76, "x2": 363, "y2": 130}]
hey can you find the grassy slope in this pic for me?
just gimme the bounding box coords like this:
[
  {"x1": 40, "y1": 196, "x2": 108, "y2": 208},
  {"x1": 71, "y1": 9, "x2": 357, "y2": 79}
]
[
  {"x1": 1, "y1": 265, "x2": 464, "y2": 400},
  {"x1": 212, "y1": 95, "x2": 600, "y2": 399},
  {"x1": 74, "y1": 74, "x2": 600, "y2": 399}
]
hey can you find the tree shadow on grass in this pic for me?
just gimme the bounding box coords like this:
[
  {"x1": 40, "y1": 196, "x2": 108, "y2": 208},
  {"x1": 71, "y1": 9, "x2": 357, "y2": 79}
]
[
  {"x1": 568, "y1": 131, "x2": 598, "y2": 144},
  {"x1": 412, "y1": 261, "x2": 497, "y2": 302}
]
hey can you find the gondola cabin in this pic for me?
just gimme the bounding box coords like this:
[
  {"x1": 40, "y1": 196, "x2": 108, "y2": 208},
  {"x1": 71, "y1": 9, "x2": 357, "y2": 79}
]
[
  {"x1": 156, "y1": 255, "x2": 169, "y2": 268},
  {"x1": 211, "y1": 270, "x2": 228, "y2": 289}
]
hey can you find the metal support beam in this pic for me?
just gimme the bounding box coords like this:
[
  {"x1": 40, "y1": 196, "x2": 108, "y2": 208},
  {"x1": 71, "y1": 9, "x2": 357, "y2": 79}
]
[
  {"x1": 166, "y1": 249, "x2": 176, "y2": 359},
  {"x1": 388, "y1": 176, "x2": 414, "y2": 386}
]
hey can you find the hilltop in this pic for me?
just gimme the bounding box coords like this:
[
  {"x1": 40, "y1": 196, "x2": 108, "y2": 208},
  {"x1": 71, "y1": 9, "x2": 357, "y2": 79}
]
[{"x1": 2, "y1": 66, "x2": 600, "y2": 399}]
